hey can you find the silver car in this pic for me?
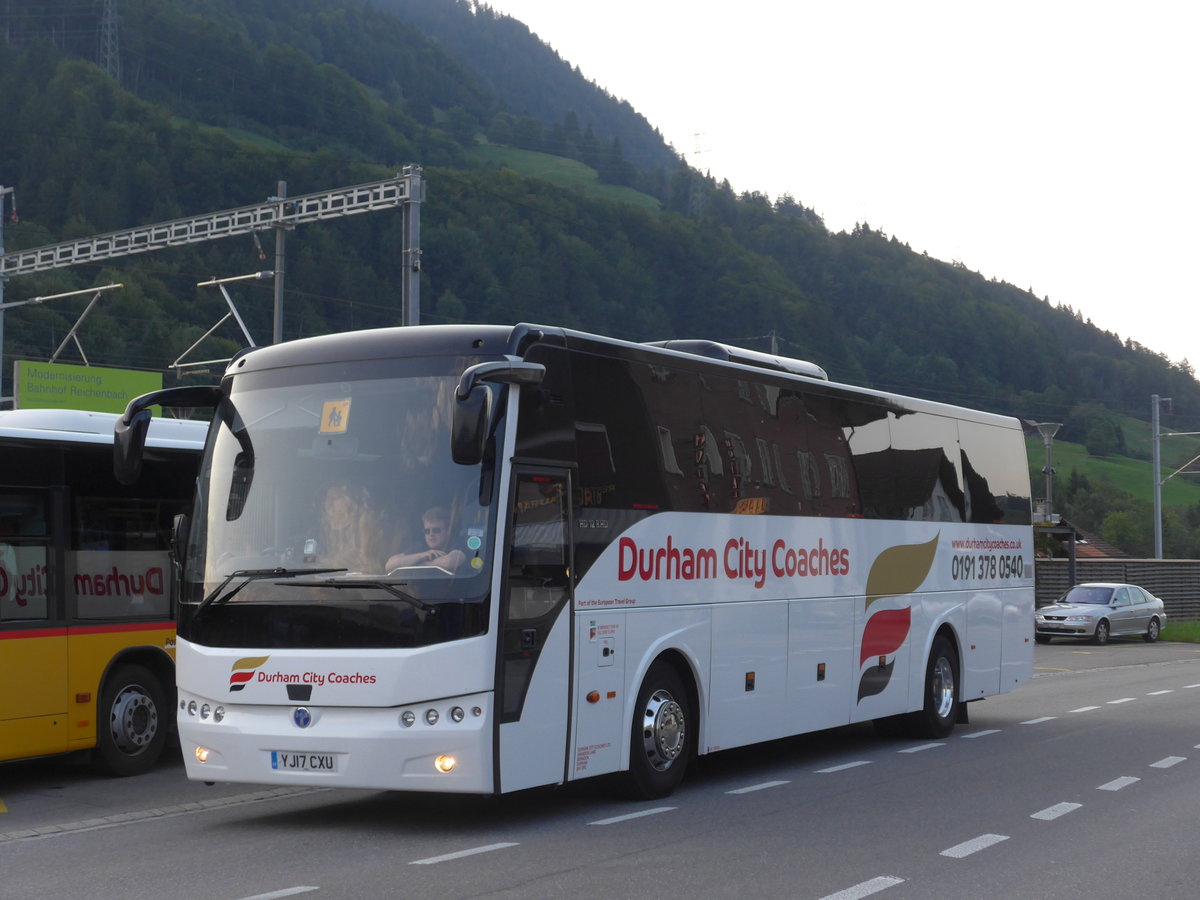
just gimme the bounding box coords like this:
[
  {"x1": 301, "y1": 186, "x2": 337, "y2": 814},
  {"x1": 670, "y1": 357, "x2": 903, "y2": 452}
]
[{"x1": 1035, "y1": 582, "x2": 1167, "y2": 645}]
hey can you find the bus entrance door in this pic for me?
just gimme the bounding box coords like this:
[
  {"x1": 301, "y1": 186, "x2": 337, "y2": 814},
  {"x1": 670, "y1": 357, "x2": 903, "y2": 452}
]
[{"x1": 496, "y1": 468, "x2": 573, "y2": 792}]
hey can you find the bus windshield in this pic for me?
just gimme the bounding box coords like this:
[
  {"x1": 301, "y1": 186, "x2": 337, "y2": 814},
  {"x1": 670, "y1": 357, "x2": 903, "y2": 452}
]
[{"x1": 178, "y1": 356, "x2": 497, "y2": 650}]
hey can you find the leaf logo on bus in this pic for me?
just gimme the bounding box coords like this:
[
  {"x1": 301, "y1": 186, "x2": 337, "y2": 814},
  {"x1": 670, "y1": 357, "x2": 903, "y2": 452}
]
[
  {"x1": 229, "y1": 656, "x2": 271, "y2": 692},
  {"x1": 857, "y1": 535, "x2": 938, "y2": 703}
]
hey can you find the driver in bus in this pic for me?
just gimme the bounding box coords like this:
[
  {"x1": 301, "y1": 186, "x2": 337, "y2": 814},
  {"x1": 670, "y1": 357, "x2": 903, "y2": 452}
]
[{"x1": 385, "y1": 505, "x2": 465, "y2": 573}]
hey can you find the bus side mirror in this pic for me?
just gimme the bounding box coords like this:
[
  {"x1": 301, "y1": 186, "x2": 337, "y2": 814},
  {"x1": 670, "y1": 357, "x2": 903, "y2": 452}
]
[
  {"x1": 114, "y1": 385, "x2": 221, "y2": 484},
  {"x1": 114, "y1": 408, "x2": 154, "y2": 485},
  {"x1": 171, "y1": 512, "x2": 190, "y2": 563},
  {"x1": 452, "y1": 385, "x2": 491, "y2": 466},
  {"x1": 451, "y1": 361, "x2": 546, "y2": 466}
]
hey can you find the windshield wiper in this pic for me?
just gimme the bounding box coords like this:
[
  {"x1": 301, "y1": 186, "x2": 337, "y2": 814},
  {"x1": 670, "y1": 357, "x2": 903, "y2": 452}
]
[
  {"x1": 273, "y1": 575, "x2": 434, "y2": 612},
  {"x1": 196, "y1": 567, "x2": 348, "y2": 615}
]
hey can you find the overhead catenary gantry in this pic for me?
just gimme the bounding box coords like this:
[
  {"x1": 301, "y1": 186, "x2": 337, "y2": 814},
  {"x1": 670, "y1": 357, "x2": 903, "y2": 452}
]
[{"x1": 0, "y1": 168, "x2": 424, "y2": 405}]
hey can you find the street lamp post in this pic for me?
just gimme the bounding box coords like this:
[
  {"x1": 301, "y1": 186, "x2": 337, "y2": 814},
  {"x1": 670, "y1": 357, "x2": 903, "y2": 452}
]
[{"x1": 1037, "y1": 422, "x2": 1062, "y2": 523}]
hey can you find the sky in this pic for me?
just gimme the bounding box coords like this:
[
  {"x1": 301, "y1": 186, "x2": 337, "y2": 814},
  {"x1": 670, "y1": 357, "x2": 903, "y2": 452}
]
[{"x1": 482, "y1": 0, "x2": 1199, "y2": 368}]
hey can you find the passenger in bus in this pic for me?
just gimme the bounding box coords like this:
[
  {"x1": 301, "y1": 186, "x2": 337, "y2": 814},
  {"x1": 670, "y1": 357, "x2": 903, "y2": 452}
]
[{"x1": 385, "y1": 505, "x2": 465, "y2": 573}]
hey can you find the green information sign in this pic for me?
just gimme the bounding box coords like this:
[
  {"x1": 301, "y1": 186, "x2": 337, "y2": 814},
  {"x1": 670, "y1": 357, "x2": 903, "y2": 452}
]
[{"x1": 14, "y1": 361, "x2": 162, "y2": 414}]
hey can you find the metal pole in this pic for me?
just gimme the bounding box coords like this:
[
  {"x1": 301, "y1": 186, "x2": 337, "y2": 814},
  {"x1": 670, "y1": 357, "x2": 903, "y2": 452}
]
[
  {"x1": 0, "y1": 185, "x2": 11, "y2": 407},
  {"x1": 1036, "y1": 422, "x2": 1061, "y2": 522},
  {"x1": 401, "y1": 166, "x2": 422, "y2": 326},
  {"x1": 1153, "y1": 394, "x2": 1163, "y2": 558},
  {"x1": 272, "y1": 181, "x2": 287, "y2": 344}
]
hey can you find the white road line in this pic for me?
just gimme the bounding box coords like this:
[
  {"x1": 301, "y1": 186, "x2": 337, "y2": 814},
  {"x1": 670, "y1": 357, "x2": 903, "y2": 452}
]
[
  {"x1": 409, "y1": 843, "x2": 519, "y2": 865},
  {"x1": 1183, "y1": 684, "x2": 1200, "y2": 689},
  {"x1": 898, "y1": 743, "x2": 944, "y2": 754},
  {"x1": 1031, "y1": 802, "x2": 1081, "y2": 821},
  {"x1": 1069, "y1": 705, "x2": 1100, "y2": 713},
  {"x1": 818, "y1": 876, "x2": 905, "y2": 900},
  {"x1": 961, "y1": 729, "x2": 1000, "y2": 739},
  {"x1": 816, "y1": 760, "x2": 872, "y2": 774},
  {"x1": 727, "y1": 780, "x2": 790, "y2": 794},
  {"x1": 1021, "y1": 716, "x2": 1056, "y2": 725},
  {"x1": 1147, "y1": 690, "x2": 1174, "y2": 696},
  {"x1": 589, "y1": 807, "x2": 675, "y2": 826},
  {"x1": 1150, "y1": 756, "x2": 1186, "y2": 769},
  {"x1": 940, "y1": 833, "x2": 1009, "y2": 858},
  {"x1": 239, "y1": 888, "x2": 320, "y2": 900},
  {"x1": 1098, "y1": 776, "x2": 1140, "y2": 791},
  {"x1": 1107, "y1": 698, "x2": 1136, "y2": 704}
]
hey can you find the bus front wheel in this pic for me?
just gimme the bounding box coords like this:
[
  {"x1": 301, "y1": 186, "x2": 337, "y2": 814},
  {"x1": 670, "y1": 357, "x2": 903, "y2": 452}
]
[
  {"x1": 94, "y1": 663, "x2": 167, "y2": 777},
  {"x1": 626, "y1": 661, "x2": 692, "y2": 800}
]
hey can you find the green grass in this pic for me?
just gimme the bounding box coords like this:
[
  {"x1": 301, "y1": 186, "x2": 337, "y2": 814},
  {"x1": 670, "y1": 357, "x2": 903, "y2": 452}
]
[
  {"x1": 466, "y1": 143, "x2": 662, "y2": 211},
  {"x1": 1162, "y1": 621, "x2": 1200, "y2": 642},
  {"x1": 1027, "y1": 434, "x2": 1200, "y2": 509}
]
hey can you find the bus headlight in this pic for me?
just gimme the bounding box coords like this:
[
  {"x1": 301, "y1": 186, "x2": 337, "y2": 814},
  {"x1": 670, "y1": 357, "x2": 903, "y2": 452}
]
[
  {"x1": 425, "y1": 709, "x2": 439, "y2": 726},
  {"x1": 450, "y1": 706, "x2": 465, "y2": 723},
  {"x1": 400, "y1": 710, "x2": 415, "y2": 727},
  {"x1": 213, "y1": 706, "x2": 225, "y2": 723}
]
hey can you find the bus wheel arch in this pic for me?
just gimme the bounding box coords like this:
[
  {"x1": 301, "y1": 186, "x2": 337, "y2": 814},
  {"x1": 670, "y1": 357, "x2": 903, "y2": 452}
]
[
  {"x1": 625, "y1": 651, "x2": 698, "y2": 800},
  {"x1": 94, "y1": 653, "x2": 172, "y2": 777}
]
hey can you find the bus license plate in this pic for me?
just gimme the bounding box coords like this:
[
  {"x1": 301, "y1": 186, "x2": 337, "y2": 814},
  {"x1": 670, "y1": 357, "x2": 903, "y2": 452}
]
[{"x1": 271, "y1": 751, "x2": 336, "y2": 772}]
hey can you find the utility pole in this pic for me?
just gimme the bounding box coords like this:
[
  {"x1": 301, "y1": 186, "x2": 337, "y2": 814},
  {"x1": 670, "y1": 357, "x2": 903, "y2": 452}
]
[
  {"x1": 1036, "y1": 422, "x2": 1061, "y2": 522},
  {"x1": 1151, "y1": 393, "x2": 1200, "y2": 559},
  {"x1": 272, "y1": 181, "x2": 287, "y2": 343},
  {"x1": 0, "y1": 185, "x2": 13, "y2": 407}
]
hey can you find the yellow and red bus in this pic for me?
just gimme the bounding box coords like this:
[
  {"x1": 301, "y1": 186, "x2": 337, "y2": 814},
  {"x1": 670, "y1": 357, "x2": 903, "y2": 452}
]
[{"x1": 1, "y1": 408, "x2": 204, "y2": 775}]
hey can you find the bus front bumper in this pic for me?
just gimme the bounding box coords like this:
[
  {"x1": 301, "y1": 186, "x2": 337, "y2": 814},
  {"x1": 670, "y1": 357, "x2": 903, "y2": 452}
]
[{"x1": 177, "y1": 689, "x2": 495, "y2": 793}]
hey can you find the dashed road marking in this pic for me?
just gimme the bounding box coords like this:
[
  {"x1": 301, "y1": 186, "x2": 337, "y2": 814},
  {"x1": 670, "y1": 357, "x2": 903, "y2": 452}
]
[
  {"x1": 819, "y1": 876, "x2": 905, "y2": 900},
  {"x1": 409, "y1": 843, "x2": 519, "y2": 865},
  {"x1": 1098, "y1": 776, "x2": 1140, "y2": 791},
  {"x1": 1147, "y1": 690, "x2": 1174, "y2": 696},
  {"x1": 589, "y1": 807, "x2": 675, "y2": 826},
  {"x1": 1150, "y1": 756, "x2": 1186, "y2": 769},
  {"x1": 961, "y1": 729, "x2": 1000, "y2": 739},
  {"x1": 1107, "y1": 698, "x2": 1136, "y2": 704},
  {"x1": 1031, "y1": 802, "x2": 1081, "y2": 821},
  {"x1": 898, "y1": 743, "x2": 944, "y2": 754},
  {"x1": 727, "y1": 780, "x2": 789, "y2": 794},
  {"x1": 940, "y1": 833, "x2": 1009, "y2": 858},
  {"x1": 238, "y1": 888, "x2": 319, "y2": 899},
  {"x1": 1069, "y1": 705, "x2": 1100, "y2": 713},
  {"x1": 816, "y1": 760, "x2": 872, "y2": 774},
  {"x1": 1021, "y1": 716, "x2": 1056, "y2": 725}
]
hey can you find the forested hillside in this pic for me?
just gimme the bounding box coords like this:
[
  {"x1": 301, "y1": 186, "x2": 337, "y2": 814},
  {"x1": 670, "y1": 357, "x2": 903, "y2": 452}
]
[{"x1": 3, "y1": 0, "x2": 1200, "y2": 553}]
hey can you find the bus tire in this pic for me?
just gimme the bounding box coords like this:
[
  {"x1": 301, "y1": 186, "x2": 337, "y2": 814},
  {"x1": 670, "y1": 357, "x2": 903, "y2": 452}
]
[
  {"x1": 94, "y1": 663, "x2": 167, "y2": 777},
  {"x1": 626, "y1": 660, "x2": 692, "y2": 800},
  {"x1": 905, "y1": 635, "x2": 959, "y2": 740}
]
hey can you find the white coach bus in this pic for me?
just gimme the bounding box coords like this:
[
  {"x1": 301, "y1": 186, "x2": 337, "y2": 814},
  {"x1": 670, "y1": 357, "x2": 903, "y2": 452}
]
[{"x1": 115, "y1": 324, "x2": 1034, "y2": 799}]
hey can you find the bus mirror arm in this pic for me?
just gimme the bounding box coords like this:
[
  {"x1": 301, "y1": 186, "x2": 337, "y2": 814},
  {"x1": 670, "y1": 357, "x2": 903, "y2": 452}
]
[
  {"x1": 114, "y1": 385, "x2": 221, "y2": 485},
  {"x1": 452, "y1": 362, "x2": 545, "y2": 466}
]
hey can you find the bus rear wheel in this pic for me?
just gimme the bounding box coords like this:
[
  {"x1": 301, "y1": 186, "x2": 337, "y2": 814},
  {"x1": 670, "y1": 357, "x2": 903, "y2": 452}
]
[
  {"x1": 626, "y1": 661, "x2": 692, "y2": 800},
  {"x1": 94, "y1": 663, "x2": 167, "y2": 777},
  {"x1": 905, "y1": 635, "x2": 960, "y2": 739}
]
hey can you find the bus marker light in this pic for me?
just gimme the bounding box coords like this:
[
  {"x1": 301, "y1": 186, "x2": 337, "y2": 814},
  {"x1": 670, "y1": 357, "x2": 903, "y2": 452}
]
[
  {"x1": 472, "y1": 707, "x2": 482, "y2": 717},
  {"x1": 435, "y1": 755, "x2": 456, "y2": 773},
  {"x1": 75, "y1": 692, "x2": 91, "y2": 703},
  {"x1": 607, "y1": 691, "x2": 616, "y2": 699},
  {"x1": 586, "y1": 691, "x2": 600, "y2": 703}
]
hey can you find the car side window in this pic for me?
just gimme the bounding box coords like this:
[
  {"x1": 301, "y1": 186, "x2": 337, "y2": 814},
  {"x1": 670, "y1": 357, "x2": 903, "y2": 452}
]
[
  {"x1": 1113, "y1": 587, "x2": 1129, "y2": 606},
  {"x1": 1127, "y1": 586, "x2": 1145, "y2": 604}
]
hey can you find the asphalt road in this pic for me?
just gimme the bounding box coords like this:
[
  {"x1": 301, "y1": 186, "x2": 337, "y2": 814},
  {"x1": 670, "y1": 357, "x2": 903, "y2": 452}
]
[{"x1": 3, "y1": 638, "x2": 1200, "y2": 900}]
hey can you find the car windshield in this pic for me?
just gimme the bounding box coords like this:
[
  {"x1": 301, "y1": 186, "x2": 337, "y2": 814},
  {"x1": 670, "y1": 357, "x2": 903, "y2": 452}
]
[
  {"x1": 1060, "y1": 586, "x2": 1114, "y2": 605},
  {"x1": 177, "y1": 355, "x2": 500, "y2": 649}
]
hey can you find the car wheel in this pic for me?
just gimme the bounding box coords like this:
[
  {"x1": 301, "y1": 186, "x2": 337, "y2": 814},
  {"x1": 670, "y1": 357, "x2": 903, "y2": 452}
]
[
  {"x1": 1035, "y1": 635, "x2": 1051, "y2": 645},
  {"x1": 1092, "y1": 619, "x2": 1110, "y2": 646},
  {"x1": 1144, "y1": 617, "x2": 1161, "y2": 643}
]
